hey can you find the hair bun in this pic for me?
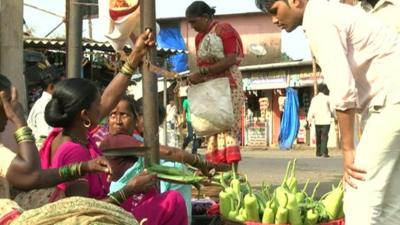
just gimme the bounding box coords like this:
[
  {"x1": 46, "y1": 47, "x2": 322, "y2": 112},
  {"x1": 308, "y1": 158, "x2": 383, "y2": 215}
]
[
  {"x1": 209, "y1": 7, "x2": 216, "y2": 16},
  {"x1": 45, "y1": 98, "x2": 70, "y2": 128}
]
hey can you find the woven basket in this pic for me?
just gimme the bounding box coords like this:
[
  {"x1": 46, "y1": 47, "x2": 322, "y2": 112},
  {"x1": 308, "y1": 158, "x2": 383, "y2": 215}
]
[{"x1": 192, "y1": 185, "x2": 223, "y2": 200}]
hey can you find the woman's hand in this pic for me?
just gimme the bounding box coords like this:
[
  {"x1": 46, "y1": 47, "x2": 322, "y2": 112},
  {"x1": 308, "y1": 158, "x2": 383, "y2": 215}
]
[
  {"x1": 125, "y1": 170, "x2": 157, "y2": 195},
  {"x1": 194, "y1": 155, "x2": 229, "y2": 177},
  {"x1": 83, "y1": 157, "x2": 113, "y2": 181},
  {"x1": 343, "y1": 149, "x2": 366, "y2": 189},
  {"x1": 127, "y1": 29, "x2": 156, "y2": 66},
  {"x1": 0, "y1": 87, "x2": 26, "y2": 128},
  {"x1": 187, "y1": 71, "x2": 203, "y2": 84}
]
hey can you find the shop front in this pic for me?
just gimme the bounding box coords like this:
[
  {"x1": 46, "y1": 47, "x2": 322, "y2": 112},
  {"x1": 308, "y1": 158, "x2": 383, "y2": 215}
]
[{"x1": 240, "y1": 61, "x2": 337, "y2": 148}]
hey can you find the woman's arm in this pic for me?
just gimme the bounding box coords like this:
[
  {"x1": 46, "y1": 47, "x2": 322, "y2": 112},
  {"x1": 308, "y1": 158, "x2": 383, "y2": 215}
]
[
  {"x1": 99, "y1": 30, "x2": 155, "y2": 119},
  {"x1": 159, "y1": 145, "x2": 230, "y2": 174},
  {"x1": 188, "y1": 54, "x2": 237, "y2": 84}
]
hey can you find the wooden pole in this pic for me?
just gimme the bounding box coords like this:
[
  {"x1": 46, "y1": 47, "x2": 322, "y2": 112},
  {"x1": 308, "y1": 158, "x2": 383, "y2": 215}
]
[{"x1": 141, "y1": 0, "x2": 159, "y2": 166}]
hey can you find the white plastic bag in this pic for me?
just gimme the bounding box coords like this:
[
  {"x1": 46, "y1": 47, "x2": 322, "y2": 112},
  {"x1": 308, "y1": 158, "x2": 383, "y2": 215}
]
[{"x1": 187, "y1": 77, "x2": 235, "y2": 136}]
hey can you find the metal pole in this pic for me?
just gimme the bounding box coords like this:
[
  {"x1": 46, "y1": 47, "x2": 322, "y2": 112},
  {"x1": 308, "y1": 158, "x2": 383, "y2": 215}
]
[
  {"x1": 312, "y1": 54, "x2": 317, "y2": 96},
  {"x1": 163, "y1": 59, "x2": 168, "y2": 146},
  {"x1": 141, "y1": 0, "x2": 159, "y2": 166},
  {"x1": 163, "y1": 79, "x2": 168, "y2": 145},
  {"x1": 67, "y1": 0, "x2": 83, "y2": 78}
]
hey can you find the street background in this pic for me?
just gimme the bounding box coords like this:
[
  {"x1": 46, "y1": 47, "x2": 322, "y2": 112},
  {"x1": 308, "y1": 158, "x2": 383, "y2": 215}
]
[{"x1": 199, "y1": 146, "x2": 343, "y2": 198}]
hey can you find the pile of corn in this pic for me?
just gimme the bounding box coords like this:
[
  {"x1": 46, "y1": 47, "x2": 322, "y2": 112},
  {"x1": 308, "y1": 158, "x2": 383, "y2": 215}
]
[{"x1": 218, "y1": 159, "x2": 344, "y2": 225}]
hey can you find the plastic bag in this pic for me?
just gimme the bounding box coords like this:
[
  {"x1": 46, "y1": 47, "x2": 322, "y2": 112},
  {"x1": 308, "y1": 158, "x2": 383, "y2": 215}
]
[{"x1": 188, "y1": 77, "x2": 235, "y2": 136}]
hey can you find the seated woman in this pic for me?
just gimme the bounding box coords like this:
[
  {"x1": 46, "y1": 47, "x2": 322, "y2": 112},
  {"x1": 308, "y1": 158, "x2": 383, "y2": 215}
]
[
  {"x1": 99, "y1": 96, "x2": 230, "y2": 223},
  {"x1": 39, "y1": 31, "x2": 188, "y2": 225},
  {"x1": 0, "y1": 74, "x2": 138, "y2": 224}
]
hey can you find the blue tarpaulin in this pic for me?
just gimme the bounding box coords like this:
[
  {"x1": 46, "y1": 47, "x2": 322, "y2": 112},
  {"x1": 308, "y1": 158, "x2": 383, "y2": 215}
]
[
  {"x1": 279, "y1": 88, "x2": 300, "y2": 150},
  {"x1": 156, "y1": 27, "x2": 188, "y2": 72}
]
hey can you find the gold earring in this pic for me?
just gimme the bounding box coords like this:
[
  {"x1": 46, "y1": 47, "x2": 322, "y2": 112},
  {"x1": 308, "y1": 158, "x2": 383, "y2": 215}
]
[{"x1": 83, "y1": 119, "x2": 92, "y2": 128}]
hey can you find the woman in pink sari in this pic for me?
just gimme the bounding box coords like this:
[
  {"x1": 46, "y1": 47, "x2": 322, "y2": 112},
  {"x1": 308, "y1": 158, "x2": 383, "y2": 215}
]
[
  {"x1": 185, "y1": 1, "x2": 245, "y2": 169},
  {"x1": 39, "y1": 31, "x2": 188, "y2": 225}
]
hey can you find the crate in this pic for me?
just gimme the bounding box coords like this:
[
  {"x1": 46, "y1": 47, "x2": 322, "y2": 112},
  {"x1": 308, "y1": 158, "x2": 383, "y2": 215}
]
[{"x1": 192, "y1": 215, "x2": 220, "y2": 225}]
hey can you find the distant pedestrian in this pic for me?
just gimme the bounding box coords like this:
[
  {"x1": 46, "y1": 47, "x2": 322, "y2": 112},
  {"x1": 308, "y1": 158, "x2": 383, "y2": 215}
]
[
  {"x1": 182, "y1": 98, "x2": 199, "y2": 154},
  {"x1": 307, "y1": 84, "x2": 333, "y2": 157},
  {"x1": 165, "y1": 99, "x2": 179, "y2": 147},
  {"x1": 27, "y1": 67, "x2": 63, "y2": 142}
]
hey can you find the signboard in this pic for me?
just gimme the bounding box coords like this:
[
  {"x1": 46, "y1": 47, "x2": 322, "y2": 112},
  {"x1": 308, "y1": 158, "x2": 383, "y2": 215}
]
[
  {"x1": 243, "y1": 74, "x2": 288, "y2": 90},
  {"x1": 245, "y1": 120, "x2": 269, "y2": 146},
  {"x1": 289, "y1": 72, "x2": 322, "y2": 87}
]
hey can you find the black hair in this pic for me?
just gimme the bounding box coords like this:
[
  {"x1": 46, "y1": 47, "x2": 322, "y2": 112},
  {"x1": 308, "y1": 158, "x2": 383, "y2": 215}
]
[
  {"x1": 0, "y1": 74, "x2": 11, "y2": 92},
  {"x1": 255, "y1": 0, "x2": 286, "y2": 13},
  {"x1": 45, "y1": 78, "x2": 99, "y2": 128},
  {"x1": 317, "y1": 83, "x2": 329, "y2": 95},
  {"x1": 39, "y1": 67, "x2": 63, "y2": 90},
  {"x1": 119, "y1": 95, "x2": 138, "y2": 120},
  {"x1": 185, "y1": 1, "x2": 216, "y2": 18},
  {"x1": 135, "y1": 98, "x2": 167, "y2": 126}
]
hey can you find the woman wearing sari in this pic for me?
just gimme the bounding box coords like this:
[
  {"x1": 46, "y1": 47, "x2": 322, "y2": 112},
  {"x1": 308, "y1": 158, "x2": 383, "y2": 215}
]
[
  {"x1": 99, "y1": 96, "x2": 230, "y2": 224},
  {"x1": 0, "y1": 74, "x2": 138, "y2": 225},
  {"x1": 185, "y1": 1, "x2": 244, "y2": 168},
  {"x1": 39, "y1": 30, "x2": 188, "y2": 225}
]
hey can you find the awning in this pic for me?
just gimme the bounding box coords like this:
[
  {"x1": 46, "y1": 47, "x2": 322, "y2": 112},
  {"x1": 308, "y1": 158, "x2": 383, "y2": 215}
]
[{"x1": 24, "y1": 38, "x2": 188, "y2": 56}]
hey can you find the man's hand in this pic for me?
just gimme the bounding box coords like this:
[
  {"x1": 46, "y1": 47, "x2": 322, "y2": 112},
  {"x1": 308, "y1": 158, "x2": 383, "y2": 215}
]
[{"x1": 343, "y1": 149, "x2": 366, "y2": 189}]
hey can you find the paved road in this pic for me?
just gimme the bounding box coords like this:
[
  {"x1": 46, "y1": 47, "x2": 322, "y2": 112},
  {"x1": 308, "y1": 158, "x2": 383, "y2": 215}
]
[{"x1": 201, "y1": 147, "x2": 343, "y2": 198}]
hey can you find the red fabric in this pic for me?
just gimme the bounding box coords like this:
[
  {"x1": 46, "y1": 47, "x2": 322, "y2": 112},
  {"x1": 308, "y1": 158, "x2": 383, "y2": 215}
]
[
  {"x1": 206, "y1": 145, "x2": 241, "y2": 164},
  {"x1": 194, "y1": 21, "x2": 244, "y2": 89},
  {"x1": 0, "y1": 210, "x2": 21, "y2": 225},
  {"x1": 109, "y1": 2, "x2": 139, "y2": 21},
  {"x1": 194, "y1": 21, "x2": 243, "y2": 59}
]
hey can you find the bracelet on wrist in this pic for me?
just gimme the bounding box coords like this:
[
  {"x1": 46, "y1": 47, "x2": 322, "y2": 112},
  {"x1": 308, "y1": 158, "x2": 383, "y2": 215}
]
[
  {"x1": 14, "y1": 126, "x2": 35, "y2": 144},
  {"x1": 109, "y1": 191, "x2": 124, "y2": 205},
  {"x1": 109, "y1": 193, "x2": 122, "y2": 205},
  {"x1": 58, "y1": 162, "x2": 83, "y2": 181},
  {"x1": 120, "y1": 62, "x2": 135, "y2": 77},
  {"x1": 199, "y1": 67, "x2": 210, "y2": 76}
]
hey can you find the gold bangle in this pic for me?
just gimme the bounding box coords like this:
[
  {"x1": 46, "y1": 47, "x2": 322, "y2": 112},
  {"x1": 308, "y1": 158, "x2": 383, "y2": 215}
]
[
  {"x1": 120, "y1": 65, "x2": 132, "y2": 77},
  {"x1": 15, "y1": 134, "x2": 35, "y2": 144},
  {"x1": 14, "y1": 126, "x2": 33, "y2": 139},
  {"x1": 77, "y1": 162, "x2": 83, "y2": 177},
  {"x1": 18, "y1": 139, "x2": 35, "y2": 144}
]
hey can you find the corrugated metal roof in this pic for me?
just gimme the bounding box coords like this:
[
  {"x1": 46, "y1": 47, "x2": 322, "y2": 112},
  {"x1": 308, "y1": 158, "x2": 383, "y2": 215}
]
[{"x1": 24, "y1": 38, "x2": 188, "y2": 55}]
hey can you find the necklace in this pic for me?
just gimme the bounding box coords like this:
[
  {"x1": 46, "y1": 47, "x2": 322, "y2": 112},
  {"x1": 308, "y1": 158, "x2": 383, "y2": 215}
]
[{"x1": 62, "y1": 130, "x2": 88, "y2": 146}]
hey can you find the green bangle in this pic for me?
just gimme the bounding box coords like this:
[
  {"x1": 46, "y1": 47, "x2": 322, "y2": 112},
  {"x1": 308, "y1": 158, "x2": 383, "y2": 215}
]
[
  {"x1": 109, "y1": 192, "x2": 123, "y2": 205},
  {"x1": 109, "y1": 194, "x2": 122, "y2": 205}
]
